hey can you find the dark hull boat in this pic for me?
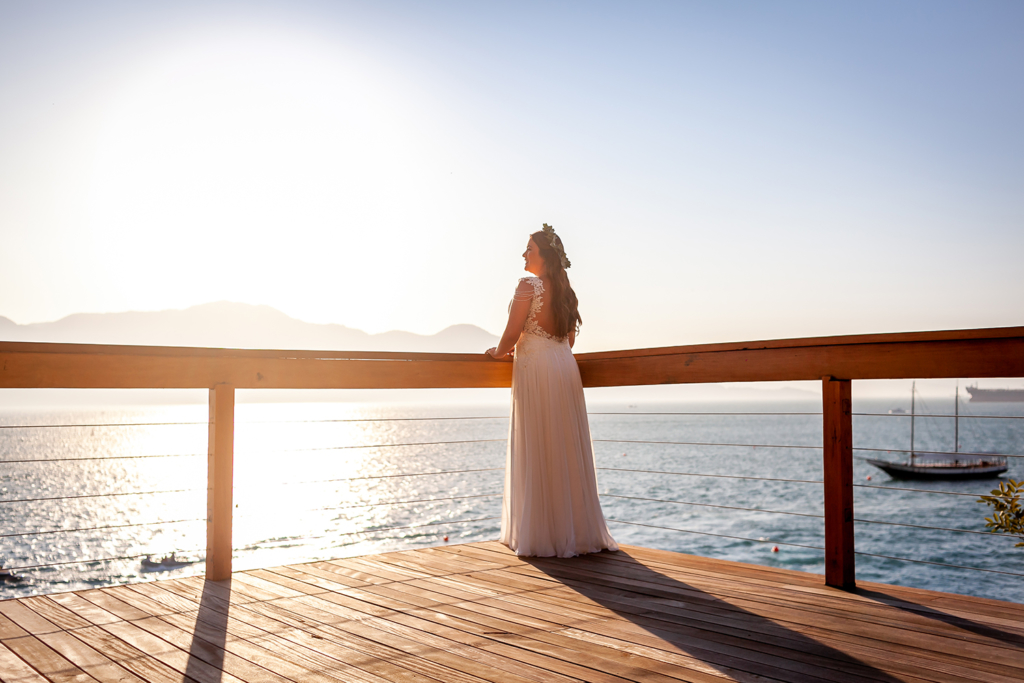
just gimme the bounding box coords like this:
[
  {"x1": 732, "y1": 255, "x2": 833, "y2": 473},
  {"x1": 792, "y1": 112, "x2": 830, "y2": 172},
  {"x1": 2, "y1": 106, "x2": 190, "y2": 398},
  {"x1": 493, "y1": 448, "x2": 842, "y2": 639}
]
[
  {"x1": 140, "y1": 555, "x2": 197, "y2": 572},
  {"x1": 867, "y1": 383, "x2": 1009, "y2": 481},
  {"x1": 0, "y1": 568, "x2": 22, "y2": 583},
  {"x1": 866, "y1": 455, "x2": 1008, "y2": 480}
]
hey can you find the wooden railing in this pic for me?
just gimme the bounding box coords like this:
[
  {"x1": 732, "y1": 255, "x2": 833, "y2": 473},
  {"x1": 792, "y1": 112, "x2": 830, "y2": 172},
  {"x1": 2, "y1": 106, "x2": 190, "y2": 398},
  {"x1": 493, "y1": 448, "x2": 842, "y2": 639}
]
[{"x1": 2, "y1": 326, "x2": 1022, "y2": 588}]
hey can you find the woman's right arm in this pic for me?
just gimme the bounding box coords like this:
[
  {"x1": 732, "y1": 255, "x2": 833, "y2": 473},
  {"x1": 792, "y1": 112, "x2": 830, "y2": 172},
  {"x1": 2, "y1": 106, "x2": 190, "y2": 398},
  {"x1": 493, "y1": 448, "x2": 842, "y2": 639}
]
[{"x1": 487, "y1": 281, "x2": 533, "y2": 358}]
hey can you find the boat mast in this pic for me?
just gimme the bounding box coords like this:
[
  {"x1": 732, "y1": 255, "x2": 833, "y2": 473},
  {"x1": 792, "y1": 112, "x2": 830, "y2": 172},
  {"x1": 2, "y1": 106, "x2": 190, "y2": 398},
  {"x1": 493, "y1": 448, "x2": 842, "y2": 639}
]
[
  {"x1": 910, "y1": 381, "x2": 916, "y2": 466},
  {"x1": 954, "y1": 382, "x2": 959, "y2": 453}
]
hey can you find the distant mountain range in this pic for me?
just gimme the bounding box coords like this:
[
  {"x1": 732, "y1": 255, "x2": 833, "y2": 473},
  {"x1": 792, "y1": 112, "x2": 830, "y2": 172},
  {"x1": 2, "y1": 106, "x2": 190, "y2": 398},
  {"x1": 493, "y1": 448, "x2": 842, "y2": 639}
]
[{"x1": 0, "y1": 302, "x2": 499, "y2": 353}]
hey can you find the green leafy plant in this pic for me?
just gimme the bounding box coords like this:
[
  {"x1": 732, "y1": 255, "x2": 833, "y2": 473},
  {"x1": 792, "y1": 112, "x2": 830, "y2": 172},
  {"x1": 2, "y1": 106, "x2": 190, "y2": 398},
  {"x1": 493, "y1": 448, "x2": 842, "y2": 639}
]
[{"x1": 978, "y1": 479, "x2": 1024, "y2": 547}]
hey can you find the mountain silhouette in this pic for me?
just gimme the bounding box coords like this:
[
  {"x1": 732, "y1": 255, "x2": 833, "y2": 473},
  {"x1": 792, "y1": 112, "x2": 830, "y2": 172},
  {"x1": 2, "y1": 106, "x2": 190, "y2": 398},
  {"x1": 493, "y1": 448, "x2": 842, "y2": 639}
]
[{"x1": 0, "y1": 302, "x2": 498, "y2": 353}]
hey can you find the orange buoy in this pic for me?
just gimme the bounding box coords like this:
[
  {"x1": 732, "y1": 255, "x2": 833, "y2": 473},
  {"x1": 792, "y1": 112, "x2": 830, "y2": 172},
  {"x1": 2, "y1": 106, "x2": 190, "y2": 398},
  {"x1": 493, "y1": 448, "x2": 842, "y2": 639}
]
[
  {"x1": 443, "y1": 535, "x2": 449, "y2": 542},
  {"x1": 771, "y1": 546, "x2": 779, "y2": 553},
  {"x1": 866, "y1": 475, "x2": 872, "y2": 480}
]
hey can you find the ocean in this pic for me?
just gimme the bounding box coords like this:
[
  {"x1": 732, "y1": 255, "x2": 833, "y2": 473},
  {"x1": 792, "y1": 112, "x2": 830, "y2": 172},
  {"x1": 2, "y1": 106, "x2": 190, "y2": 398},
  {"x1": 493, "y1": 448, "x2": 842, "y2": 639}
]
[{"x1": 2, "y1": 394, "x2": 1022, "y2": 603}]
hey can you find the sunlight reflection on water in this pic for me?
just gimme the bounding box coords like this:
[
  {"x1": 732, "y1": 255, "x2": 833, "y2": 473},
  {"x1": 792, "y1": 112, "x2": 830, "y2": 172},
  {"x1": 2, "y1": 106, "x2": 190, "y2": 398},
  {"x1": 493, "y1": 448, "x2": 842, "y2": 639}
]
[{"x1": 1, "y1": 395, "x2": 1022, "y2": 604}]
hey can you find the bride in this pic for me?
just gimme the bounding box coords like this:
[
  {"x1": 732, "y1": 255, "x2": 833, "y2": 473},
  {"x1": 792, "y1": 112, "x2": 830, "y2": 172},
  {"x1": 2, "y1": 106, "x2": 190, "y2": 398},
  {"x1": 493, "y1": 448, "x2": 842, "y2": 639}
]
[{"x1": 487, "y1": 225, "x2": 618, "y2": 557}]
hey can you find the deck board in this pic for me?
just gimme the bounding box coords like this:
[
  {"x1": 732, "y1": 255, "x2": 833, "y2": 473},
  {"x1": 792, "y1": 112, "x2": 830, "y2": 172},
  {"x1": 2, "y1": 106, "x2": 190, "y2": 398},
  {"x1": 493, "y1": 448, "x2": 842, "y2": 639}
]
[{"x1": 2, "y1": 542, "x2": 1023, "y2": 683}]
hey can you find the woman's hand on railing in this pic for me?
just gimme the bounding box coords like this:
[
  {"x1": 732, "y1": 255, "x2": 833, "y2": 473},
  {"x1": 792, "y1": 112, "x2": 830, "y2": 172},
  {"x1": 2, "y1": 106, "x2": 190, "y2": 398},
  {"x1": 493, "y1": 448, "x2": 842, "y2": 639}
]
[{"x1": 485, "y1": 347, "x2": 513, "y2": 360}]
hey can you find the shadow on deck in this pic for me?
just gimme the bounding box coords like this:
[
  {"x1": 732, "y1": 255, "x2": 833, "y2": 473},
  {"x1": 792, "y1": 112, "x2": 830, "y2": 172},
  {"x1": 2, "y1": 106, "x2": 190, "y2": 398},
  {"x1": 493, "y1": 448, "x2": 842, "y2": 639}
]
[{"x1": 1, "y1": 542, "x2": 1022, "y2": 682}]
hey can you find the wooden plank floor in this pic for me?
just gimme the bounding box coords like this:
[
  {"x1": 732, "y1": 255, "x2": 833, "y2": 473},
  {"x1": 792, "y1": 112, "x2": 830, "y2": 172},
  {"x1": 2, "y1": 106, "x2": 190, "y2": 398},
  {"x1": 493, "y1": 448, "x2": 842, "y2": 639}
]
[{"x1": 1, "y1": 542, "x2": 1022, "y2": 683}]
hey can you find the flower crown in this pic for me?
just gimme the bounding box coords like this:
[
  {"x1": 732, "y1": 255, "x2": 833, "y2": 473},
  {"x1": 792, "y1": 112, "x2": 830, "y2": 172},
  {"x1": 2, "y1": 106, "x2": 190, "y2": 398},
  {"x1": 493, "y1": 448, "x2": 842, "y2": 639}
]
[{"x1": 542, "y1": 223, "x2": 571, "y2": 269}]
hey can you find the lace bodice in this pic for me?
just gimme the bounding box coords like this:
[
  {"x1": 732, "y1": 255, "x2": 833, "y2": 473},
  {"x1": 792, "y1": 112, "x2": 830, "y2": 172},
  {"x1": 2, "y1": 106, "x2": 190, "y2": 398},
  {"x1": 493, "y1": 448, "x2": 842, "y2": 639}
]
[{"x1": 514, "y1": 276, "x2": 562, "y2": 342}]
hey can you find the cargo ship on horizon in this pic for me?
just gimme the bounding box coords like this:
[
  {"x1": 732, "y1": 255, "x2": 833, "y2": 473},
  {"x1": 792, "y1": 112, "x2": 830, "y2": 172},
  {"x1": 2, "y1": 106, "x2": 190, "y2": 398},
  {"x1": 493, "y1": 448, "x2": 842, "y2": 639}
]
[{"x1": 965, "y1": 385, "x2": 1024, "y2": 402}]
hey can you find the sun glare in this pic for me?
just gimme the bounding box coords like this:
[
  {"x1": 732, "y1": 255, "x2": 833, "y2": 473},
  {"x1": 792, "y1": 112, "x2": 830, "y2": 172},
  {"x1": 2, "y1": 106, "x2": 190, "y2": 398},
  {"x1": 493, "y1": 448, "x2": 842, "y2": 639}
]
[{"x1": 84, "y1": 27, "x2": 451, "y2": 330}]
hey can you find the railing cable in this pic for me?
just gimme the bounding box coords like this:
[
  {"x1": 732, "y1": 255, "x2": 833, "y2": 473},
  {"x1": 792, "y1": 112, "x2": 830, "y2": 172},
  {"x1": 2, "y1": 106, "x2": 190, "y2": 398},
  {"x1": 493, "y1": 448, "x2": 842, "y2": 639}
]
[
  {"x1": 233, "y1": 516, "x2": 502, "y2": 546},
  {"x1": 595, "y1": 439, "x2": 820, "y2": 450},
  {"x1": 0, "y1": 416, "x2": 508, "y2": 429},
  {"x1": 7, "y1": 548, "x2": 207, "y2": 572},
  {"x1": 298, "y1": 493, "x2": 502, "y2": 514},
  {"x1": 591, "y1": 411, "x2": 821, "y2": 417},
  {"x1": 276, "y1": 467, "x2": 503, "y2": 487},
  {"x1": 243, "y1": 416, "x2": 508, "y2": 424},
  {"x1": 853, "y1": 412, "x2": 1024, "y2": 420},
  {"x1": 854, "y1": 446, "x2": 1021, "y2": 459},
  {"x1": 1, "y1": 453, "x2": 204, "y2": 464},
  {"x1": 852, "y1": 550, "x2": 1024, "y2": 578},
  {"x1": 0, "y1": 518, "x2": 206, "y2": 539},
  {"x1": 0, "y1": 421, "x2": 206, "y2": 429},
  {"x1": 333, "y1": 515, "x2": 499, "y2": 536},
  {"x1": 852, "y1": 518, "x2": 1004, "y2": 537},
  {"x1": 603, "y1": 493, "x2": 1001, "y2": 537},
  {"x1": 600, "y1": 494, "x2": 822, "y2": 519},
  {"x1": 853, "y1": 483, "x2": 990, "y2": 498},
  {"x1": 607, "y1": 519, "x2": 1024, "y2": 577},
  {"x1": 597, "y1": 467, "x2": 823, "y2": 485},
  {"x1": 269, "y1": 438, "x2": 505, "y2": 454},
  {"x1": 0, "y1": 487, "x2": 205, "y2": 505},
  {"x1": 606, "y1": 519, "x2": 825, "y2": 551}
]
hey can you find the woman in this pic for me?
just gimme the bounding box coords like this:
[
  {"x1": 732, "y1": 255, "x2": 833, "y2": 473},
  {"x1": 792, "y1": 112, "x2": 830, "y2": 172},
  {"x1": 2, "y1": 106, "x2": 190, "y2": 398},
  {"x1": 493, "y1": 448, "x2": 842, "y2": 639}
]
[{"x1": 487, "y1": 225, "x2": 618, "y2": 557}]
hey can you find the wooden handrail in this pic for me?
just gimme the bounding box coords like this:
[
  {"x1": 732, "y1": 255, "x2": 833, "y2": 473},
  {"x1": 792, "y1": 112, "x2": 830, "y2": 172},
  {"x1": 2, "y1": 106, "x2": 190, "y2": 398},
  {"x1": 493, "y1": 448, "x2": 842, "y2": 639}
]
[
  {"x1": 3, "y1": 325, "x2": 1021, "y2": 587},
  {"x1": 0, "y1": 340, "x2": 504, "y2": 361},
  {"x1": 1, "y1": 326, "x2": 1021, "y2": 389},
  {"x1": 577, "y1": 326, "x2": 1024, "y2": 386}
]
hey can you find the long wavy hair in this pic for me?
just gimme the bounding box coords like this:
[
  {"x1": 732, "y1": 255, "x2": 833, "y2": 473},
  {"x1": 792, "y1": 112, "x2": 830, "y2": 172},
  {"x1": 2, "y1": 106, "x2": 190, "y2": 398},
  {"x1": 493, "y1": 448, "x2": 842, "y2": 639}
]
[{"x1": 530, "y1": 230, "x2": 581, "y2": 338}]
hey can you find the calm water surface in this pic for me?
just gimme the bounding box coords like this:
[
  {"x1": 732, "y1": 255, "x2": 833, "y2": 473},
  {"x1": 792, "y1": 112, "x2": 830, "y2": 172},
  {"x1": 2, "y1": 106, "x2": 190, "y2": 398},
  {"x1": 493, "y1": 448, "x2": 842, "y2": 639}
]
[{"x1": 1, "y1": 396, "x2": 1021, "y2": 603}]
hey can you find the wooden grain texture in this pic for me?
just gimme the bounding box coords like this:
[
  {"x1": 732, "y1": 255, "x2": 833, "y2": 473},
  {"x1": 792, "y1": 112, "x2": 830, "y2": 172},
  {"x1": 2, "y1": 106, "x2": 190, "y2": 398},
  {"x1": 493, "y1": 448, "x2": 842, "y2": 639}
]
[
  {"x1": 0, "y1": 641, "x2": 51, "y2": 683},
  {"x1": 0, "y1": 350, "x2": 512, "y2": 389},
  {"x1": 576, "y1": 335, "x2": 1024, "y2": 386},
  {"x1": 4, "y1": 542, "x2": 1021, "y2": 683},
  {"x1": 822, "y1": 377, "x2": 855, "y2": 590},
  {"x1": 1, "y1": 327, "x2": 1022, "y2": 389},
  {"x1": 207, "y1": 385, "x2": 234, "y2": 581}
]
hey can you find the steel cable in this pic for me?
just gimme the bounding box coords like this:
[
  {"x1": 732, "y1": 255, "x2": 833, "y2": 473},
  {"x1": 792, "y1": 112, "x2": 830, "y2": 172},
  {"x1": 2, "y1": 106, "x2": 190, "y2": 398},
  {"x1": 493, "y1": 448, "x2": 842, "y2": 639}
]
[
  {"x1": 268, "y1": 438, "x2": 506, "y2": 454},
  {"x1": 606, "y1": 519, "x2": 826, "y2": 551},
  {"x1": 852, "y1": 550, "x2": 1024, "y2": 578},
  {"x1": 335, "y1": 515, "x2": 499, "y2": 536},
  {"x1": 853, "y1": 412, "x2": 1024, "y2": 420},
  {"x1": 602, "y1": 493, "x2": 1003, "y2": 536},
  {"x1": 276, "y1": 467, "x2": 504, "y2": 487},
  {"x1": 591, "y1": 411, "x2": 821, "y2": 417},
  {"x1": 242, "y1": 416, "x2": 508, "y2": 424},
  {"x1": 296, "y1": 493, "x2": 503, "y2": 514},
  {"x1": 0, "y1": 421, "x2": 206, "y2": 429},
  {"x1": 600, "y1": 493, "x2": 822, "y2": 518},
  {"x1": 595, "y1": 438, "x2": 820, "y2": 450},
  {"x1": 852, "y1": 518, "x2": 1004, "y2": 537},
  {"x1": 234, "y1": 516, "x2": 502, "y2": 543},
  {"x1": 2, "y1": 410, "x2": 1017, "y2": 430},
  {"x1": 1, "y1": 453, "x2": 205, "y2": 464},
  {"x1": 854, "y1": 446, "x2": 1021, "y2": 459},
  {"x1": 7, "y1": 548, "x2": 207, "y2": 572},
  {"x1": 597, "y1": 467, "x2": 824, "y2": 485},
  {"x1": 608, "y1": 519, "x2": 1024, "y2": 577},
  {"x1": 0, "y1": 487, "x2": 205, "y2": 505},
  {"x1": 853, "y1": 483, "x2": 992, "y2": 497},
  {"x1": 0, "y1": 518, "x2": 206, "y2": 539}
]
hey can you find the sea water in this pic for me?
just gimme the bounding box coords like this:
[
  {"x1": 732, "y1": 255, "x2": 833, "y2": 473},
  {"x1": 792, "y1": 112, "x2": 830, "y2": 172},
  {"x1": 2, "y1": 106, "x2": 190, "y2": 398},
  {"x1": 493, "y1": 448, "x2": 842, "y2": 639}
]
[{"x1": 1, "y1": 395, "x2": 1021, "y2": 603}]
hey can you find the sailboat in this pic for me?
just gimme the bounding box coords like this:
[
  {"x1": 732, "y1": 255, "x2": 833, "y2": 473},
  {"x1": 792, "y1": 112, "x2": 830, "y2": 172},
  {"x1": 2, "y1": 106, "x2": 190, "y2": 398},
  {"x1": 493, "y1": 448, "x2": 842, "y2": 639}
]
[{"x1": 866, "y1": 382, "x2": 1008, "y2": 480}]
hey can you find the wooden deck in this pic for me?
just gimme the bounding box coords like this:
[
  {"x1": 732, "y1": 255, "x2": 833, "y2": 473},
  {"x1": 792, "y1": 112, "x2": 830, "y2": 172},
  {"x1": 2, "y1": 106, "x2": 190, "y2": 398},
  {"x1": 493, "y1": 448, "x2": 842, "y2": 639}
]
[{"x1": 1, "y1": 542, "x2": 1022, "y2": 683}]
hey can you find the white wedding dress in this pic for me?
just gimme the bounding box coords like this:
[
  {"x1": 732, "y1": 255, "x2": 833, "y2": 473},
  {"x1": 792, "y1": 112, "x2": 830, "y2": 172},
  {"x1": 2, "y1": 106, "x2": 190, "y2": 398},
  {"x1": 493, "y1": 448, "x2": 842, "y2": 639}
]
[{"x1": 499, "y1": 277, "x2": 618, "y2": 557}]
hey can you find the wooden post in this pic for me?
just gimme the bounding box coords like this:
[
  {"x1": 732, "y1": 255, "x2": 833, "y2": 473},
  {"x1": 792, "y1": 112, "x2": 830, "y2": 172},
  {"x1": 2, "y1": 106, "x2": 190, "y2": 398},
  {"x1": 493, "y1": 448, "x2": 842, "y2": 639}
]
[
  {"x1": 207, "y1": 384, "x2": 235, "y2": 580},
  {"x1": 822, "y1": 376, "x2": 855, "y2": 589}
]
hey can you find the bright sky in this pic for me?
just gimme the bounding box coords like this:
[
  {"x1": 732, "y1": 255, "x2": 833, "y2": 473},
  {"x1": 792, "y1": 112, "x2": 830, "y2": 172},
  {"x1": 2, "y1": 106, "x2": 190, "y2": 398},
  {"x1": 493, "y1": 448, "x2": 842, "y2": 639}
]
[{"x1": 1, "y1": 1, "x2": 1021, "y2": 353}]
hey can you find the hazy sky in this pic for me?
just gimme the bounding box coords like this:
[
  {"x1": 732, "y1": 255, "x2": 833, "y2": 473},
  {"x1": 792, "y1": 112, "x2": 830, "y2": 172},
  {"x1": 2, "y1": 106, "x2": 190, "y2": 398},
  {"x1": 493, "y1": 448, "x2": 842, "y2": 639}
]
[{"x1": 2, "y1": 1, "x2": 1021, "y2": 352}]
